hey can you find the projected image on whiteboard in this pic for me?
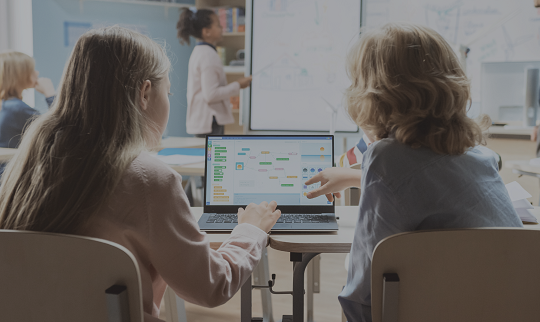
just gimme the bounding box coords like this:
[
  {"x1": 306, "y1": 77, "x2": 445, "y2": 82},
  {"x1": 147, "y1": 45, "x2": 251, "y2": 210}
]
[{"x1": 250, "y1": 0, "x2": 360, "y2": 132}]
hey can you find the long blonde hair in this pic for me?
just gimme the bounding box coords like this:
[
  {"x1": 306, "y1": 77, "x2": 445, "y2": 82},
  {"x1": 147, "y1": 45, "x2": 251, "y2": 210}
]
[
  {"x1": 346, "y1": 22, "x2": 489, "y2": 155},
  {"x1": 0, "y1": 26, "x2": 171, "y2": 233},
  {"x1": 0, "y1": 51, "x2": 35, "y2": 100}
]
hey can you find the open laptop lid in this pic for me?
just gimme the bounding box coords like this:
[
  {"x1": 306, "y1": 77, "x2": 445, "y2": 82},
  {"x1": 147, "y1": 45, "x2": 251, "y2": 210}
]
[{"x1": 204, "y1": 135, "x2": 335, "y2": 214}]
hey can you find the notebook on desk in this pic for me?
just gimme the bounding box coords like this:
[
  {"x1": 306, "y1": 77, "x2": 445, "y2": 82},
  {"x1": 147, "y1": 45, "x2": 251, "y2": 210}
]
[{"x1": 197, "y1": 135, "x2": 339, "y2": 232}]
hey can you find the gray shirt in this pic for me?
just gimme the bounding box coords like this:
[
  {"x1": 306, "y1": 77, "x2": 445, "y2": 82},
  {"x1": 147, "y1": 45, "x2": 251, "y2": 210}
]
[{"x1": 338, "y1": 138, "x2": 522, "y2": 322}]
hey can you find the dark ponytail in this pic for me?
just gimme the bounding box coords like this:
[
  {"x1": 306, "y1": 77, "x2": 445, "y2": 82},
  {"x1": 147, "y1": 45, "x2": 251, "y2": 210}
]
[{"x1": 177, "y1": 8, "x2": 216, "y2": 45}]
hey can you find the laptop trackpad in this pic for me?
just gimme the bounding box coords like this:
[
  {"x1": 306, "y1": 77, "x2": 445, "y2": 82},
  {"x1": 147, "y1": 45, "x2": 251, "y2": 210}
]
[{"x1": 272, "y1": 223, "x2": 293, "y2": 230}]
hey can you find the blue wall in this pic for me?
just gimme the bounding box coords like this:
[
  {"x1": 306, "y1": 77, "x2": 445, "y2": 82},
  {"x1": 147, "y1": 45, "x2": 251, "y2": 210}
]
[{"x1": 32, "y1": 0, "x2": 196, "y2": 137}]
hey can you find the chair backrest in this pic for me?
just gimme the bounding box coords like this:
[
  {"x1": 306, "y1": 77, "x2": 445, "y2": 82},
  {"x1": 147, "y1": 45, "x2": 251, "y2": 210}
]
[
  {"x1": 0, "y1": 230, "x2": 143, "y2": 322},
  {"x1": 371, "y1": 228, "x2": 540, "y2": 322}
]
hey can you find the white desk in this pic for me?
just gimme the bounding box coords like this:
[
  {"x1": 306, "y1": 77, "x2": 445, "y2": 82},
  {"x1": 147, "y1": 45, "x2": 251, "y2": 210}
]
[
  {"x1": 169, "y1": 162, "x2": 205, "y2": 177},
  {"x1": 190, "y1": 206, "x2": 358, "y2": 251},
  {"x1": 159, "y1": 136, "x2": 205, "y2": 149},
  {"x1": 505, "y1": 160, "x2": 540, "y2": 178},
  {"x1": 157, "y1": 137, "x2": 205, "y2": 177},
  {"x1": 0, "y1": 140, "x2": 205, "y2": 174},
  {"x1": 157, "y1": 137, "x2": 206, "y2": 205},
  {"x1": 487, "y1": 126, "x2": 533, "y2": 139},
  {"x1": 0, "y1": 140, "x2": 203, "y2": 167}
]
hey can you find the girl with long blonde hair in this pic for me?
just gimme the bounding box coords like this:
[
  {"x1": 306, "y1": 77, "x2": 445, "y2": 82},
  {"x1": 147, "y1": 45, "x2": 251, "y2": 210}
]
[
  {"x1": 0, "y1": 26, "x2": 280, "y2": 321},
  {"x1": 0, "y1": 51, "x2": 56, "y2": 149},
  {"x1": 305, "y1": 22, "x2": 521, "y2": 322}
]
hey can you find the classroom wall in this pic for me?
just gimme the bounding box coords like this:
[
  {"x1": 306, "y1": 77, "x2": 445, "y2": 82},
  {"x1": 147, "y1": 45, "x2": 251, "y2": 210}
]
[{"x1": 32, "y1": 0, "x2": 196, "y2": 137}]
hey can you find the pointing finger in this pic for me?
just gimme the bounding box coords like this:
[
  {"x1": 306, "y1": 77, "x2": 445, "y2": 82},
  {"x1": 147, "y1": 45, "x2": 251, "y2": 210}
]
[
  {"x1": 304, "y1": 173, "x2": 322, "y2": 185},
  {"x1": 326, "y1": 193, "x2": 334, "y2": 202},
  {"x1": 306, "y1": 186, "x2": 325, "y2": 199}
]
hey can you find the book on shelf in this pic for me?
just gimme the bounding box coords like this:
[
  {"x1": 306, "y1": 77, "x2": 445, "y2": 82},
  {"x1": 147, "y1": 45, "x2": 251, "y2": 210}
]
[
  {"x1": 213, "y1": 7, "x2": 245, "y2": 33},
  {"x1": 237, "y1": 10, "x2": 245, "y2": 32}
]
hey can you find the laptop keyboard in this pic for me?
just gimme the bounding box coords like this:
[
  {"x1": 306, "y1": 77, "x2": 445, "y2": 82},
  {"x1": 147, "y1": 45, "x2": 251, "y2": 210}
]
[
  {"x1": 206, "y1": 214, "x2": 238, "y2": 224},
  {"x1": 206, "y1": 214, "x2": 330, "y2": 224}
]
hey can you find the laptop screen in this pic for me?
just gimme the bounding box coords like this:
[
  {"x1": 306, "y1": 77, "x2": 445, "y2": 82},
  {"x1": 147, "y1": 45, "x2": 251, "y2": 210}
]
[{"x1": 205, "y1": 135, "x2": 334, "y2": 207}]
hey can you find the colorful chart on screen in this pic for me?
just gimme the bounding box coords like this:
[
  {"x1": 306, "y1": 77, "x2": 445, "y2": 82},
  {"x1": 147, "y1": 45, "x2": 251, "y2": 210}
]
[{"x1": 206, "y1": 136, "x2": 334, "y2": 205}]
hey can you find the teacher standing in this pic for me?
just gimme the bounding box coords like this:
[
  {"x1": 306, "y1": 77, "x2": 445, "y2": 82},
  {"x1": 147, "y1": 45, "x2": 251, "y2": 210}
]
[{"x1": 177, "y1": 8, "x2": 252, "y2": 137}]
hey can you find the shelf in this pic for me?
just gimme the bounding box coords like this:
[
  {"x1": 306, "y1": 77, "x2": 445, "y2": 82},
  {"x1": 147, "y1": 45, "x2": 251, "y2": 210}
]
[
  {"x1": 222, "y1": 32, "x2": 245, "y2": 37},
  {"x1": 223, "y1": 66, "x2": 245, "y2": 75}
]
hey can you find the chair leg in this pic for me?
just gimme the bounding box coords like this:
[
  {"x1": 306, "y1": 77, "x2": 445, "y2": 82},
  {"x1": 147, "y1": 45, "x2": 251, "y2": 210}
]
[
  {"x1": 306, "y1": 255, "x2": 321, "y2": 322},
  {"x1": 164, "y1": 286, "x2": 188, "y2": 322}
]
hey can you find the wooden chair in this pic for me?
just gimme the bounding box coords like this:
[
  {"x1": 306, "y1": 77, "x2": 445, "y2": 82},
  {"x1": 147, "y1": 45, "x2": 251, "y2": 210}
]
[
  {"x1": 371, "y1": 228, "x2": 540, "y2": 322},
  {"x1": 0, "y1": 230, "x2": 143, "y2": 322}
]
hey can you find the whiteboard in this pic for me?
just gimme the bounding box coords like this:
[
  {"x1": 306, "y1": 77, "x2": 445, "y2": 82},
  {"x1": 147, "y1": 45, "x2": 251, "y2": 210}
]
[
  {"x1": 249, "y1": 0, "x2": 360, "y2": 132},
  {"x1": 363, "y1": 0, "x2": 540, "y2": 118}
]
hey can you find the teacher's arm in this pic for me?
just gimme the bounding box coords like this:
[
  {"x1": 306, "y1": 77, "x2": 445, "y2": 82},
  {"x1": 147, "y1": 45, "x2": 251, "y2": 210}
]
[{"x1": 200, "y1": 67, "x2": 240, "y2": 104}]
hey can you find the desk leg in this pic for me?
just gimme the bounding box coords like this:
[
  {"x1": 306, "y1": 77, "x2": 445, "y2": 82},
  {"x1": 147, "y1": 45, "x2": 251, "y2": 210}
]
[
  {"x1": 306, "y1": 255, "x2": 320, "y2": 322},
  {"x1": 241, "y1": 276, "x2": 252, "y2": 322},
  {"x1": 254, "y1": 249, "x2": 274, "y2": 322},
  {"x1": 292, "y1": 253, "x2": 319, "y2": 322}
]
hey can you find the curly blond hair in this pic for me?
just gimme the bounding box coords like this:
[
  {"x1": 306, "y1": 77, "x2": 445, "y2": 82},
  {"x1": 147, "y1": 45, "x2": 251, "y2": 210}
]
[{"x1": 346, "y1": 22, "x2": 489, "y2": 155}]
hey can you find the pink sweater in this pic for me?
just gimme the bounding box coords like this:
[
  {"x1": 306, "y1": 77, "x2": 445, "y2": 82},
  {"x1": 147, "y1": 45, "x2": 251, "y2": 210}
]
[
  {"x1": 82, "y1": 152, "x2": 268, "y2": 322},
  {"x1": 186, "y1": 45, "x2": 240, "y2": 134}
]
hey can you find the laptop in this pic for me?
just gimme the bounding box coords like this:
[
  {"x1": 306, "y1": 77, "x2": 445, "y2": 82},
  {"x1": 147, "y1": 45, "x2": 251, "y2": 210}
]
[{"x1": 197, "y1": 135, "x2": 338, "y2": 232}]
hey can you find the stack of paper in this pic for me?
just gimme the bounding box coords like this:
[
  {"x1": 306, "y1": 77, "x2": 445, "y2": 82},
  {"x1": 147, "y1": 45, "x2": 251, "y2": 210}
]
[{"x1": 505, "y1": 181, "x2": 537, "y2": 224}]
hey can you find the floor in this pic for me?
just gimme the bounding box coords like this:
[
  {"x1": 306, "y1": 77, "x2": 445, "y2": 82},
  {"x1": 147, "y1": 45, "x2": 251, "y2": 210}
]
[{"x1": 159, "y1": 137, "x2": 538, "y2": 322}]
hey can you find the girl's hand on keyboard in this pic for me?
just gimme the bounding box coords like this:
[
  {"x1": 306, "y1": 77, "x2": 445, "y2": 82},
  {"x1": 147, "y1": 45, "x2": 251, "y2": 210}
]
[
  {"x1": 305, "y1": 167, "x2": 362, "y2": 202},
  {"x1": 237, "y1": 200, "x2": 281, "y2": 233}
]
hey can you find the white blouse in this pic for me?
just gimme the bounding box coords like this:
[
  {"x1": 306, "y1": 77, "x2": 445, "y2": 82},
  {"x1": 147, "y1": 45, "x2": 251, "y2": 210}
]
[{"x1": 186, "y1": 45, "x2": 240, "y2": 134}]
